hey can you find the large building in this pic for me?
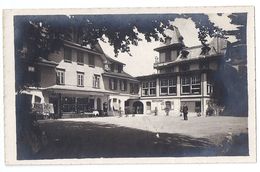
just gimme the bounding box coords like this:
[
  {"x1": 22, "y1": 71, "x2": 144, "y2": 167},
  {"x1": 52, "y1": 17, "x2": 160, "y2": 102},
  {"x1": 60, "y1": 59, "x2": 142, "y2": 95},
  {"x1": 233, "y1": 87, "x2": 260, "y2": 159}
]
[
  {"x1": 22, "y1": 31, "x2": 139, "y2": 118},
  {"x1": 136, "y1": 26, "x2": 227, "y2": 116},
  {"x1": 21, "y1": 26, "x2": 227, "y2": 118}
]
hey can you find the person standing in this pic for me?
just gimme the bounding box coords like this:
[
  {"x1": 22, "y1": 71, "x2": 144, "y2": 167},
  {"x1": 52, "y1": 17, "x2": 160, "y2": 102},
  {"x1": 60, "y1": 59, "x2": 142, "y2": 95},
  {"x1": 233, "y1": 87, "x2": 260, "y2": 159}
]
[{"x1": 183, "y1": 103, "x2": 188, "y2": 120}]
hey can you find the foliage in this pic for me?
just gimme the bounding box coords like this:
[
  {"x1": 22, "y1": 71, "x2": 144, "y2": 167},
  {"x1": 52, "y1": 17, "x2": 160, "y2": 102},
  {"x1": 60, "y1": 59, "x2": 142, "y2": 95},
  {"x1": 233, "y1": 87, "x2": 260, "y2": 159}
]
[{"x1": 14, "y1": 13, "x2": 227, "y2": 90}]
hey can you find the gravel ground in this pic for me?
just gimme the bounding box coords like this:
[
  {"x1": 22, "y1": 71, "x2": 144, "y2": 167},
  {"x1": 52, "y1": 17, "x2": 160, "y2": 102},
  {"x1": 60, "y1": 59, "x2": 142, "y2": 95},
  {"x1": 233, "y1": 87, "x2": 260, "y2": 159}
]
[
  {"x1": 21, "y1": 115, "x2": 248, "y2": 159},
  {"x1": 61, "y1": 115, "x2": 248, "y2": 139}
]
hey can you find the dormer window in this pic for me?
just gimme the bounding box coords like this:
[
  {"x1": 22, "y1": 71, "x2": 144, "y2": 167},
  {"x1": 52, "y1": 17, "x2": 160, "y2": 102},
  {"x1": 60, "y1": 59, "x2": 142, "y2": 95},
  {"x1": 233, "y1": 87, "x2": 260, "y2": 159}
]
[
  {"x1": 110, "y1": 63, "x2": 115, "y2": 72},
  {"x1": 180, "y1": 50, "x2": 189, "y2": 59},
  {"x1": 200, "y1": 46, "x2": 211, "y2": 55},
  {"x1": 118, "y1": 64, "x2": 123, "y2": 73},
  {"x1": 165, "y1": 50, "x2": 171, "y2": 62},
  {"x1": 165, "y1": 37, "x2": 172, "y2": 45}
]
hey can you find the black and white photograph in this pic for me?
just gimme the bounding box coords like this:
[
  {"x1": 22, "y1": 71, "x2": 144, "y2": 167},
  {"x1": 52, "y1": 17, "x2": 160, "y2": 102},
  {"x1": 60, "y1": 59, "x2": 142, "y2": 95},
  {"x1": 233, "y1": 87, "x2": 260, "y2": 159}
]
[{"x1": 3, "y1": 6, "x2": 256, "y2": 164}]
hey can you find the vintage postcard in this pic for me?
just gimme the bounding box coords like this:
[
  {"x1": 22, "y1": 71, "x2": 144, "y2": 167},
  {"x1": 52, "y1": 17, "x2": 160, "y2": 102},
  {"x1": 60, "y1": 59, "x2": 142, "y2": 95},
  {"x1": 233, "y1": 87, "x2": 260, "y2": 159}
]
[{"x1": 3, "y1": 6, "x2": 256, "y2": 164}]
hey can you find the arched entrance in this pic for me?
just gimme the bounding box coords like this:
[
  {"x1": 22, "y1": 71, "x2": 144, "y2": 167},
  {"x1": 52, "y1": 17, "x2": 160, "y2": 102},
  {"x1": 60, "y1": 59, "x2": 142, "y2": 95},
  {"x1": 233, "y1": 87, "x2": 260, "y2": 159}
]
[{"x1": 133, "y1": 101, "x2": 144, "y2": 114}]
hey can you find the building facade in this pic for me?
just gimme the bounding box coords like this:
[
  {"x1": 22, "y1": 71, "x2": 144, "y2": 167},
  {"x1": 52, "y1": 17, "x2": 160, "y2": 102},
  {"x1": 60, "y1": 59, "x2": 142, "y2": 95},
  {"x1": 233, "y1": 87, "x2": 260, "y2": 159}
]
[
  {"x1": 136, "y1": 27, "x2": 227, "y2": 116},
  {"x1": 21, "y1": 26, "x2": 227, "y2": 118},
  {"x1": 23, "y1": 37, "x2": 139, "y2": 118}
]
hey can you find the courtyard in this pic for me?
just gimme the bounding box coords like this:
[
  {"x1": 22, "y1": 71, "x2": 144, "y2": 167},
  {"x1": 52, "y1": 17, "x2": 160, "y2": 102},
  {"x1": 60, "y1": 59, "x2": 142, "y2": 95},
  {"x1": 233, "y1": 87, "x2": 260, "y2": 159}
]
[{"x1": 28, "y1": 116, "x2": 248, "y2": 159}]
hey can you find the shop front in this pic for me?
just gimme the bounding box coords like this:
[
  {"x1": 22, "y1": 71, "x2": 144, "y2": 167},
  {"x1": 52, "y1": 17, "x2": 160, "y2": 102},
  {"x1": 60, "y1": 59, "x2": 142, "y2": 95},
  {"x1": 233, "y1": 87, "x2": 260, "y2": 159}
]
[{"x1": 43, "y1": 86, "x2": 111, "y2": 118}]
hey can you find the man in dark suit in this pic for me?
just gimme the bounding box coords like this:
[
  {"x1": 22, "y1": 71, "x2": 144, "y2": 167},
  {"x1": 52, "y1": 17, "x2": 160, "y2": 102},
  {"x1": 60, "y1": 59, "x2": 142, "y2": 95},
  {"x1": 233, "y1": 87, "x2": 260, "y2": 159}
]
[{"x1": 183, "y1": 103, "x2": 188, "y2": 120}]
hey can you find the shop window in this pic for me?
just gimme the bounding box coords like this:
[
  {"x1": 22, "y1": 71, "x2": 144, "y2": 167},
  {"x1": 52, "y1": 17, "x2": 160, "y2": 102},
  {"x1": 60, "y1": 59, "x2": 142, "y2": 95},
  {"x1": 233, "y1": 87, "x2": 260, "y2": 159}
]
[
  {"x1": 62, "y1": 97, "x2": 76, "y2": 112},
  {"x1": 56, "y1": 69, "x2": 65, "y2": 85},
  {"x1": 77, "y1": 98, "x2": 88, "y2": 113}
]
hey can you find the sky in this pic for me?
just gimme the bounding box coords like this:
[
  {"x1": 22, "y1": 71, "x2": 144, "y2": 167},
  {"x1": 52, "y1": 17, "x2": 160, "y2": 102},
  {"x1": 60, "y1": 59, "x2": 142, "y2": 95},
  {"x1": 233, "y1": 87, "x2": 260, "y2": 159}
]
[{"x1": 99, "y1": 13, "x2": 239, "y2": 77}]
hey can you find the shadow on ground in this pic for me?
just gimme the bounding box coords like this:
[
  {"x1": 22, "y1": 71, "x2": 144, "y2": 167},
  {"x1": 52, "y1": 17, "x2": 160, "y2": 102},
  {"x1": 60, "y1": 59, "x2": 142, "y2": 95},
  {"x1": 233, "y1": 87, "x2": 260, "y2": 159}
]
[{"x1": 18, "y1": 120, "x2": 248, "y2": 160}]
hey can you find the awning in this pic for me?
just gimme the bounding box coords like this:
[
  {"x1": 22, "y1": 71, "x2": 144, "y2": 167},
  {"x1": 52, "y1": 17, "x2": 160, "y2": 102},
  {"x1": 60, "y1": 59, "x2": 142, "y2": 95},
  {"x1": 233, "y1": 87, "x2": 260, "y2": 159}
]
[{"x1": 43, "y1": 85, "x2": 116, "y2": 96}]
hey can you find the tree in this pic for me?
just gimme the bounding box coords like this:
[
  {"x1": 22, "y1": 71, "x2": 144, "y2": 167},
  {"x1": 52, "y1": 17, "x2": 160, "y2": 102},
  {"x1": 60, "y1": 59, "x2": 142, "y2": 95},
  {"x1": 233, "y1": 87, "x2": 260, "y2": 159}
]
[
  {"x1": 14, "y1": 13, "x2": 225, "y2": 90},
  {"x1": 210, "y1": 13, "x2": 248, "y2": 116}
]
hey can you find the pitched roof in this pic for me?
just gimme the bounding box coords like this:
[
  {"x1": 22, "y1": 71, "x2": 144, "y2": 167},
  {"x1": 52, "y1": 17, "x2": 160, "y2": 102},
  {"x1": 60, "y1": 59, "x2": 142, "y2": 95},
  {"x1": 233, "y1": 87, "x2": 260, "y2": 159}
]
[
  {"x1": 102, "y1": 70, "x2": 139, "y2": 82},
  {"x1": 37, "y1": 57, "x2": 58, "y2": 67},
  {"x1": 105, "y1": 54, "x2": 126, "y2": 65},
  {"x1": 173, "y1": 37, "x2": 228, "y2": 63}
]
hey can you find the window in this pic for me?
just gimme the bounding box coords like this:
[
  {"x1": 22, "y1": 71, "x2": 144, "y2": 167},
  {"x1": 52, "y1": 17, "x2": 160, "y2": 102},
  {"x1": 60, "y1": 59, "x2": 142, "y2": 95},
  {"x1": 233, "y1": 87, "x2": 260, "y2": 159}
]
[
  {"x1": 165, "y1": 101, "x2": 172, "y2": 110},
  {"x1": 118, "y1": 65, "x2": 123, "y2": 73},
  {"x1": 77, "y1": 72, "x2": 84, "y2": 87},
  {"x1": 110, "y1": 63, "x2": 115, "y2": 72},
  {"x1": 165, "y1": 37, "x2": 171, "y2": 45},
  {"x1": 165, "y1": 67, "x2": 174, "y2": 73},
  {"x1": 93, "y1": 75, "x2": 100, "y2": 88},
  {"x1": 28, "y1": 66, "x2": 35, "y2": 72},
  {"x1": 160, "y1": 78, "x2": 177, "y2": 95},
  {"x1": 64, "y1": 47, "x2": 72, "y2": 62},
  {"x1": 200, "y1": 61, "x2": 209, "y2": 69},
  {"x1": 195, "y1": 101, "x2": 201, "y2": 113},
  {"x1": 165, "y1": 50, "x2": 171, "y2": 62},
  {"x1": 109, "y1": 78, "x2": 117, "y2": 90},
  {"x1": 207, "y1": 74, "x2": 214, "y2": 95},
  {"x1": 142, "y1": 81, "x2": 156, "y2": 96},
  {"x1": 35, "y1": 96, "x2": 41, "y2": 103},
  {"x1": 130, "y1": 83, "x2": 139, "y2": 94},
  {"x1": 181, "y1": 76, "x2": 190, "y2": 94},
  {"x1": 180, "y1": 50, "x2": 189, "y2": 59},
  {"x1": 77, "y1": 51, "x2": 84, "y2": 65},
  {"x1": 200, "y1": 46, "x2": 211, "y2": 55},
  {"x1": 56, "y1": 69, "x2": 65, "y2": 85},
  {"x1": 191, "y1": 75, "x2": 201, "y2": 94},
  {"x1": 181, "y1": 75, "x2": 201, "y2": 94},
  {"x1": 88, "y1": 54, "x2": 95, "y2": 67},
  {"x1": 119, "y1": 79, "x2": 127, "y2": 91},
  {"x1": 62, "y1": 97, "x2": 76, "y2": 113},
  {"x1": 146, "y1": 102, "x2": 151, "y2": 110},
  {"x1": 179, "y1": 64, "x2": 190, "y2": 72}
]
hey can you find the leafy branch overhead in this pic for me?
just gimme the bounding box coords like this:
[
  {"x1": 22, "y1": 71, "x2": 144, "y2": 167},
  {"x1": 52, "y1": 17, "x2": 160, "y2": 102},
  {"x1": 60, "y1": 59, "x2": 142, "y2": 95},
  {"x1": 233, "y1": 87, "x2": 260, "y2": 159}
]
[{"x1": 15, "y1": 13, "x2": 245, "y2": 59}]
